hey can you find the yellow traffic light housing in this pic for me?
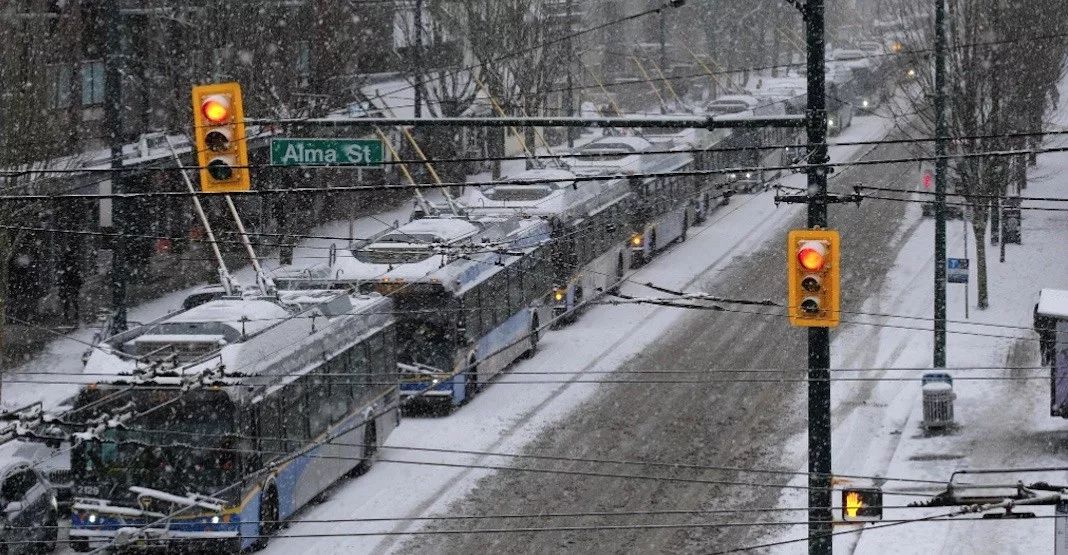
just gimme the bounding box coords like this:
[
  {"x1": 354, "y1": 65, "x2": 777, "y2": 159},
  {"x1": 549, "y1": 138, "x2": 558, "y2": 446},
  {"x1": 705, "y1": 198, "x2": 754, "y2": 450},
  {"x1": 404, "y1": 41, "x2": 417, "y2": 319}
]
[
  {"x1": 191, "y1": 82, "x2": 251, "y2": 192},
  {"x1": 841, "y1": 487, "x2": 883, "y2": 522},
  {"x1": 787, "y1": 229, "x2": 840, "y2": 327}
]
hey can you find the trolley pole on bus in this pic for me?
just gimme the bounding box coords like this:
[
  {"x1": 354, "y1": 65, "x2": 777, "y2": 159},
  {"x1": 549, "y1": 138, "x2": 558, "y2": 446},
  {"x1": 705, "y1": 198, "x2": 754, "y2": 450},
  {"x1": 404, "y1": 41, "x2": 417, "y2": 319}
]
[{"x1": 804, "y1": 0, "x2": 833, "y2": 553}]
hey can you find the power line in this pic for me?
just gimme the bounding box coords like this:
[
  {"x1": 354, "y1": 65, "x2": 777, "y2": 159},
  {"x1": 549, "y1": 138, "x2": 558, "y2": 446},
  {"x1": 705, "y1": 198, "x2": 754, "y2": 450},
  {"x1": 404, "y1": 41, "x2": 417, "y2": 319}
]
[
  {"x1": 5, "y1": 127, "x2": 1067, "y2": 180},
  {"x1": 863, "y1": 193, "x2": 1068, "y2": 213},
  {"x1": 709, "y1": 508, "x2": 966, "y2": 555},
  {"x1": 0, "y1": 502, "x2": 922, "y2": 531},
  {"x1": 6, "y1": 141, "x2": 1068, "y2": 203},
  {"x1": 6, "y1": 513, "x2": 1051, "y2": 547}
]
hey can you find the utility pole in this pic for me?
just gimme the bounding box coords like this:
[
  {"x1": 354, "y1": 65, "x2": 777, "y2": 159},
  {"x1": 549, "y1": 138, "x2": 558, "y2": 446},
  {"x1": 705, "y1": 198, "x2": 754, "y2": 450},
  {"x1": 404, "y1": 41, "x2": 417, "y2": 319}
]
[
  {"x1": 933, "y1": 0, "x2": 947, "y2": 367},
  {"x1": 104, "y1": 0, "x2": 127, "y2": 333},
  {"x1": 659, "y1": 7, "x2": 667, "y2": 114},
  {"x1": 804, "y1": 0, "x2": 832, "y2": 552},
  {"x1": 413, "y1": 0, "x2": 423, "y2": 119},
  {"x1": 565, "y1": 0, "x2": 575, "y2": 147}
]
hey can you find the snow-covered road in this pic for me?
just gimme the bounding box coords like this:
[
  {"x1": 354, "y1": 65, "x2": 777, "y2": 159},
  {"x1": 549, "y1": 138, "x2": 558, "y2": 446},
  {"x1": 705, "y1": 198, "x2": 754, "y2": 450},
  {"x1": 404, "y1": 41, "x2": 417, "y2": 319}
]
[{"x1": 257, "y1": 114, "x2": 898, "y2": 554}]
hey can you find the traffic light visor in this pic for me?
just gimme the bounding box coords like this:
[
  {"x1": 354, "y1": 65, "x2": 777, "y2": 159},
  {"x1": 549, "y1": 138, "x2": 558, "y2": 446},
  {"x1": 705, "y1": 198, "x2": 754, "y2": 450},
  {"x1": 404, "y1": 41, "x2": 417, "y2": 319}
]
[
  {"x1": 201, "y1": 95, "x2": 232, "y2": 124},
  {"x1": 797, "y1": 241, "x2": 828, "y2": 271}
]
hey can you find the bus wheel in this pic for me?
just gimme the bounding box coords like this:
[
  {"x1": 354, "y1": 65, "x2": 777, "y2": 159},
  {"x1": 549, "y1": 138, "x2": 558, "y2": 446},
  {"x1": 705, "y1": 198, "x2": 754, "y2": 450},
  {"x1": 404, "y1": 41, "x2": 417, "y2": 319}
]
[
  {"x1": 43, "y1": 510, "x2": 59, "y2": 552},
  {"x1": 463, "y1": 361, "x2": 479, "y2": 404},
  {"x1": 523, "y1": 316, "x2": 540, "y2": 359},
  {"x1": 253, "y1": 485, "x2": 279, "y2": 550},
  {"x1": 610, "y1": 254, "x2": 624, "y2": 295},
  {"x1": 352, "y1": 422, "x2": 378, "y2": 476},
  {"x1": 650, "y1": 232, "x2": 658, "y2": 255}
]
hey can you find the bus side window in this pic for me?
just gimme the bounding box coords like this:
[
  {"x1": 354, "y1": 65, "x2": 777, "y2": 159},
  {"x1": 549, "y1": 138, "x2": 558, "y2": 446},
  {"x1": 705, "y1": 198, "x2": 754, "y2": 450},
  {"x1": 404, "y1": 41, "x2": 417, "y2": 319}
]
[
  {"x1": 282, "y1": 379, "x2": 308, "y2": 448},
  {"x1": 383, "y1": 327, "x2": 397, "y2": 377},
  {"x1": 479, "y1": 282, "x2": 496, "y2": 331},
  {"x1": 307, "y1": 373, "x2": 331, "y2": 436},
  {"x1": 464, "y1": 290, "x2": 481, "y2": 338},
  {"x1": 240, "y1": 406, "x2": 260, "y2": 472},
  {"x1": 495, "y1": 272, "x2": 510, "y2": 324},
  {"x1": 508, "y1": 265, "x2": 524, "y2": 311},
  {"x1": 523, "y1": 257, "x2": 540, "y2": 303},
  {"x1": 350, "y1": 344, "x2": 369, "y2": 402},
  {"x1": 368, "y1": 333, "x2": 386, "y2": 380},
  {"x1": 259, "y1": 397, "x2": 284, "y2": 458}
]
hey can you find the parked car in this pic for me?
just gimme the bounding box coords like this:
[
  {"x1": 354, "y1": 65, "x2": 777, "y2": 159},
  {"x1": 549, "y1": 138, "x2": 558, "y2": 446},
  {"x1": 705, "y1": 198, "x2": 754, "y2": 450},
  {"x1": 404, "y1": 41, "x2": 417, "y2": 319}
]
[{"x1": 0, "y1": 460, "x2": 59, "y2": 554}]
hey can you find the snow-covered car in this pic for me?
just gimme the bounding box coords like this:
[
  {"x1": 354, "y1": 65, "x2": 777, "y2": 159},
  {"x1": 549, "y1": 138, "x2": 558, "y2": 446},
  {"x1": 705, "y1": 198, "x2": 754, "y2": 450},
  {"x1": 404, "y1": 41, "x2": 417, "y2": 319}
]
[{"x1": 0, "y1": 460, "x2": 59, "y2": 554}]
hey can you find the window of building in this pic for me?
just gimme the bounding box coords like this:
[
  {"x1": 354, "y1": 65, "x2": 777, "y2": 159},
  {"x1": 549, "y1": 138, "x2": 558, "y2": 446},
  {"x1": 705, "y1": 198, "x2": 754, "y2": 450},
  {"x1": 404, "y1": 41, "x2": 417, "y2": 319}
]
[
  {"x1": 47, "y1": 64, "x2": 72, "y2": 109},
  {"x1": 80, "y1": 61, "x2": 105, "y2": 106},
  {"x1": 296, "y1": 42, "x2": 311, "y2": 87}
]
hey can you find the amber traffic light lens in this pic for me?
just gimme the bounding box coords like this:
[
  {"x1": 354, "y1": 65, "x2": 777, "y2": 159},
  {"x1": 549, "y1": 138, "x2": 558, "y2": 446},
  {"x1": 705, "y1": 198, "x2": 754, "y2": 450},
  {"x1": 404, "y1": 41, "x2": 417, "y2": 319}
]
[{"x1": 201, "y1": 98, "x2": 231, "y2": 124}]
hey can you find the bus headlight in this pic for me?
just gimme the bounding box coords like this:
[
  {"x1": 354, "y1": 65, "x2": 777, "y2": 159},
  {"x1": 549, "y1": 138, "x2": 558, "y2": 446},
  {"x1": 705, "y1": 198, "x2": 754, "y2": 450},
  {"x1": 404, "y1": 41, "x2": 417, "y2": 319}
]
[
  {"x1": 861, "y1": 99, "x2": 870, "y2": 108},
  {"x1": 88, "y1": 513, "x2": 98, "y2": 524},
  {"x1": 211, "y1": 515, "x2": 221, "y2": 525},
  {"x1": 827, "y1": 118, "x2": 836, "y2": 128},
  {"x1": 744, "y1": 172, "x2": 752, "y2": 179},
  {"x1": 907, "y1": 68, "x2": 916, "y2": 78},
  {"x1": 630, "y1": 234, "x2": 643, "y2": 247},
  {"x1": 727, "y1": 173, "x2": 738, "y2": 181},
  {"x1": 553, "y1": 288, "x2": 565, "y2": 302}
]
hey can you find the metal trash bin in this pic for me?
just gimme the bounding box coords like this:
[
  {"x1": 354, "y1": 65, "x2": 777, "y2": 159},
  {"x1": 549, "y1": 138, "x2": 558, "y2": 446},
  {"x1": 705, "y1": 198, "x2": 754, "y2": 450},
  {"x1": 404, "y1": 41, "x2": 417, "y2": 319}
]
[{"x1": 921, "y1": 372, "x2": 955, "y2": 430}]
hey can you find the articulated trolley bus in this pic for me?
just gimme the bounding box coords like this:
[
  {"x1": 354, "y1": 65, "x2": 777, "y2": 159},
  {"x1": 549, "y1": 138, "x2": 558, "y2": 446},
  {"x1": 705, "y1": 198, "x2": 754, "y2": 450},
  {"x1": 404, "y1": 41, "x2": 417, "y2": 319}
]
[
  {"x1": 277, "y1": 214, "x2": 554, "y2": 410},
  {"x1": 69, "y1": 291, "x2": 398, "y2": 551}
]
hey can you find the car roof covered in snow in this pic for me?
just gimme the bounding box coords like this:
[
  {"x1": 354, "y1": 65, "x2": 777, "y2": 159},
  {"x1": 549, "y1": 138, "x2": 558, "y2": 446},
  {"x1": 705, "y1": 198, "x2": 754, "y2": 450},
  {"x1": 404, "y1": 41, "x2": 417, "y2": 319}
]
[{"x1": 1038, "y1": 288, "x2": 1068, "y2": 319}]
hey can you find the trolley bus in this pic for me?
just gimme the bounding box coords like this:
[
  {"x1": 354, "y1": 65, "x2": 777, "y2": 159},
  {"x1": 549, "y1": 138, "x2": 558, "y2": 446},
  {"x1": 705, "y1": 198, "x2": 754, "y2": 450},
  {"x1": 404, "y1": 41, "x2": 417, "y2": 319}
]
[
  {"x1": 68, "y1": 291, "x2": 399, "y2": 551},
  {"x1": 277, "y1": 214, "x2": 554, "y2": 410},
  {"x1": 568, "y1": 136, "x2": 695, "y2": 266},
  {"x1": 465, "y1": 168, "x2": 633, "y2": 322}
]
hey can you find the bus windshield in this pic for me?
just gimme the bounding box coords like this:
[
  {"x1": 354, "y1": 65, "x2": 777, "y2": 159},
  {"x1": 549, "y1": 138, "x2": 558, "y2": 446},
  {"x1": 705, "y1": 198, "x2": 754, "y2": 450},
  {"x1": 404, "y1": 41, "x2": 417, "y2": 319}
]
[{"x1": 71, "y1": 389, "x2": 240, "y2": 502}]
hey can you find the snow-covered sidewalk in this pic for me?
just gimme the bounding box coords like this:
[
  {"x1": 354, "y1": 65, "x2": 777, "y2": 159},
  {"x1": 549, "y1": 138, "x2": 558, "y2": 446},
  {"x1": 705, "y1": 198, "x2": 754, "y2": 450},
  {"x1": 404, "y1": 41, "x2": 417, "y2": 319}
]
[{"x1": 766, "y1": 74, "x2": 1068, "y2": 554}]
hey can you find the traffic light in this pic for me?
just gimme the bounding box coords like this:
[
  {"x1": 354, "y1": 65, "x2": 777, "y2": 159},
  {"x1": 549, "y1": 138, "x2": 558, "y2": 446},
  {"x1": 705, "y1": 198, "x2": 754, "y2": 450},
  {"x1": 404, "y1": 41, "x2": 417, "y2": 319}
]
[
  {"x1": 841, "y1": 487, "x2": 883, "y2": 522},
  {"x1": 787, "y1": 229, "x2": 841, "y2": 327},
  {"x1": 191, "y1": 82, "x2": 251, "y2": 192}
]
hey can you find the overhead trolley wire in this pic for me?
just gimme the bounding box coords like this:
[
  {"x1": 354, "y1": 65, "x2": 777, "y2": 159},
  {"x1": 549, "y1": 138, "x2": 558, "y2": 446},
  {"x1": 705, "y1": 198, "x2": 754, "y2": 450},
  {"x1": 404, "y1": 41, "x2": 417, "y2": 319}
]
[{"x1": 6, "y1": 141, "x2": 1068, "y2": 203}]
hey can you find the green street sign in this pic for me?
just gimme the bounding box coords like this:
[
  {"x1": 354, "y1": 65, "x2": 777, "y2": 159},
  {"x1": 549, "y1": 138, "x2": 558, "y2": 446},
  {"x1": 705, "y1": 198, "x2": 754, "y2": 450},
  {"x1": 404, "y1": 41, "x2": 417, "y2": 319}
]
[{"x1": 270, "y1": 138, "x2": 385, "y2": 167}]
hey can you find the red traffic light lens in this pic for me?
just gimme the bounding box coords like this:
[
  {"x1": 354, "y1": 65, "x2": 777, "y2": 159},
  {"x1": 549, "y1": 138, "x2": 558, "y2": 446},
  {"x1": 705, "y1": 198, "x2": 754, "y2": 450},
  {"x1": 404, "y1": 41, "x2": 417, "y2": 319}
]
[
  {"x1": 797, "y1": 243, "x2": 828, "y2": 271},
  {"x1": 201, "y1": 96, "x2": 231, "y2": 124}
]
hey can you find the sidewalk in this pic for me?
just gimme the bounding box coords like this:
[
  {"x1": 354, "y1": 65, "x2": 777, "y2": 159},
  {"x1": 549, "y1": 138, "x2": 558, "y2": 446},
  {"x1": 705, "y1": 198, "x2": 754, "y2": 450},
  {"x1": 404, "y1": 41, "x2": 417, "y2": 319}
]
[{"x1": 766, "y1": 72, "x2": 1068, "y2": 554}]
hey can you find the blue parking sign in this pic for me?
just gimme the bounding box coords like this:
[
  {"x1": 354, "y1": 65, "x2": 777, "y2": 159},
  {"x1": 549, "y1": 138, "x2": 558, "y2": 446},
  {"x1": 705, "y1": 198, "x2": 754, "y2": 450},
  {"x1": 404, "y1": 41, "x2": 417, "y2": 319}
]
[{"x1": 947, "y1": 258, "x2": 969, "y2": 283}]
